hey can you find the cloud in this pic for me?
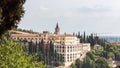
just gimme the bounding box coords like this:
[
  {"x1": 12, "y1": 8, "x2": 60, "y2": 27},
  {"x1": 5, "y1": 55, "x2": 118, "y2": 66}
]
[
  {"x1": 19, "y1": 0, "x2": 120, "y2": 34},
  {"x1": 39, "y1": 6, "x2": 48, "y2": 10},
  {"x1": 76, "y1": 7, "x2": 111, "y2": 13}
]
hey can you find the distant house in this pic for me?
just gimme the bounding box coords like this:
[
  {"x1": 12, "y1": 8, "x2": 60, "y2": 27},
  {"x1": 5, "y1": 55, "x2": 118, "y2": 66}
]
[
  {"x1": 94, "y1": 44, "x2": 101, "y2": 50},
  {"x1": 82, "y1": 43, "x2": 91, "y2": 52}
]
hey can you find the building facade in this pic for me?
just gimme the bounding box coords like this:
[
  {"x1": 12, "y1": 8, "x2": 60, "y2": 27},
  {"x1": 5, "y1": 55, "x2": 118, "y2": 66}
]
[{"x1": 10, "y1": 23, "x2": 90, "y2": 66}]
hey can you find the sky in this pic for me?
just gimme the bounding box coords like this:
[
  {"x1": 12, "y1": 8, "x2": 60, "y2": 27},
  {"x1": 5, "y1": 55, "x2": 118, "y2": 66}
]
[{"x1": 19, "y1": 0, "x2": 120, "y2": 35}]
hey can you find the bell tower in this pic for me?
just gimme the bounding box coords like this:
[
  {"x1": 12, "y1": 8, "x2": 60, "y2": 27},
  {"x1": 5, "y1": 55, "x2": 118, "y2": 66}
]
[{"x1": 54, "y1": 23, "x2": 60, "y2": 34}]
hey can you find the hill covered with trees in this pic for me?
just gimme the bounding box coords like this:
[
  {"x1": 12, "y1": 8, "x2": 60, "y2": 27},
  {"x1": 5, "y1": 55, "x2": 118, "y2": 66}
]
[{"x1": 71, "y1": 32, "x2": 120, "y2": 68}]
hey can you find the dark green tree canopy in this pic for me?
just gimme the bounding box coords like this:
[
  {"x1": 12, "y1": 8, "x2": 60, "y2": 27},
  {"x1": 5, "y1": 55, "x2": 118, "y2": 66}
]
[{"x1": 0, "y1": 0, "x2": 25, "y2": 36}]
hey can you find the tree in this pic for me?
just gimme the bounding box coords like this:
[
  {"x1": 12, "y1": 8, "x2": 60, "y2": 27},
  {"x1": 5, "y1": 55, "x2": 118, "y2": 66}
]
[
  {"x1": 95, "y1": 57, "x2": 111, "y2": 68},
  {"x1": 0, "y1": 40, "x2": 46, "y2": 68},
  {"x1": 70, "y1": 63, "x2": 75, "y2": 68},
  {"x1": 86, "y1": 52, "x2": 95, "y2": 61},
  {"x1": 0, "y1": 0, "x2": 25, "y2": 36},
  {"x1": 89, "y1": 33, "x2": 95, "y2": 47},
  {"x1": 41, "y1": 39, "x2": 44, "y2": 54},
  {"x1": 50, "y1": 41, "x2": 54, "y2": 57},
  {"x1": 75, "y1": 59, "x2": 82, "y2": 68},
  {"x1": 73, "y1": 32, "x2": 75, "y2": 36},
  {"x1": 28, "y1": 41, "x2": 33, "y2": 54},
  {"x1": 115, "y1": 51, "x2": 120, "y2": 61},
  {"x1": 108, "y1": 52, "x2": 115, "y2": 60},
  {"x1": 83, "y1": 31, "x2": 86, "y2": 43},
  {"x1": 82, "y1": 56, "x2": 95, "y2": 68},
  {"x1": 77, "y1": 31, "x2": 80, "y2": 38}
]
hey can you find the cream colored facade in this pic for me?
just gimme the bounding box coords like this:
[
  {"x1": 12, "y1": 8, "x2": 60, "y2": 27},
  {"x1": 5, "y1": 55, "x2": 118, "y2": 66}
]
[
  {"x1": 11, "y1": 33, "x2": 91, "y2": 66},
  {"x1": 54, "y1": 44, "x2": 82, "y2": 66},
  {"x1": 49, "y1": 34, "x2": 82, "y2": 66},
  {"x1": 11, "y1": 33, "x2": 53, "y2": 43},
  {"x1": 82, "y1": 43, "x2": 91, "y2": 52},
  {"x1": 10, "y1": 23, "x2": 91, "y2": 66}
]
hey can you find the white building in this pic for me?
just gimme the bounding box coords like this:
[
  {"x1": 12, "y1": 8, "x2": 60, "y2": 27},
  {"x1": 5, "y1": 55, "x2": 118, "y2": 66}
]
[{"x1": 10, "y1": 23, "x2": 91, "y2": 66}]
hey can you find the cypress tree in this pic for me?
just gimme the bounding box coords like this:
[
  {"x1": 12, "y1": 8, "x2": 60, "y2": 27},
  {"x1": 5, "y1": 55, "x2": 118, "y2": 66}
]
[
  {"x1": 78, "y1": 32, "x2": 80, "y2": 38},
  {"x1": 83, "y1": 31, "x2": 86, "y2": 43},
  {"x1": 28, "y1": 40, "x2": 32, "y2": 54},
  {"x1": 41, "y1": 39, "x2": 44, "y2": 54}
]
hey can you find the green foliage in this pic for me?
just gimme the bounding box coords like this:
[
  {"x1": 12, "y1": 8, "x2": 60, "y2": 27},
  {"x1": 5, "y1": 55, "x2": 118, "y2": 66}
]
[
  {"x1": 82, "y1": 56, "x2": 95, "y2": 68},
  {"x1": 28, "y1": 40, "x2": 63, "y2": 67},
  {"x1": 12, "y1": 28, "x2": 39, "y2": 34},
  {"x1": 75, "y1": 59, "x2": 83, "y2": 68},
  {"x1": 74, "y1": 39, "x2": 119, "y2": 68},
  {"x1": 74, "y1": 57, "x2": 111, "y2": 68},
  {"x1": 95, "y1": 57, "x2": 111, "y2": 68},
  {"x1": 70, "y1": 63, "x2": 75, "y2": 68},
  {"x1": 0, "y1": 40, "x2": 46, "y2": 68},
  {"x1": 86, "y1": 52, "x2": 95, "y2": 61},
  {"x1": 108, "y1": 52, "x2": 115, "y2": 59},
  {"x1": 74, "y1": 32, "x2": 120, "y2": 68},
  {"x1": 0, "y1": 0, "x2": 25, "y2": 36}
]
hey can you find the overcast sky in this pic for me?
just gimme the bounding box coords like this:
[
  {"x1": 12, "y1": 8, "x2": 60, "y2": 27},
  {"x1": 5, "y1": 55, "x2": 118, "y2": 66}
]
[{"x1": 19, "y1": 0, "x2": 120, "y2": 35}]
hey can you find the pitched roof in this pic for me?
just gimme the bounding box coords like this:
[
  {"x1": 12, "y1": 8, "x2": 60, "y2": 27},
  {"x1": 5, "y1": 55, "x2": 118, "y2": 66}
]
[
  {"x1": 55, "y1": 34, "x2": 74, "y2": 37},
  {"x1": 11, "y1": 34, "x2": 39, "y2": 37},
  {"x1": 55, "y1": 23, "x2": 59, "y2": 28}
]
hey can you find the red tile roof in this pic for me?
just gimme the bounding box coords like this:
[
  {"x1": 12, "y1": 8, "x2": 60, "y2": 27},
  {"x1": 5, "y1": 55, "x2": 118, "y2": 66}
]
[
  {"x1": 56, "y1": 34, "x2": 74, "y2": 37},
  {"x1": 11, "y1": 34, "x2": 39, "y2": 37}
]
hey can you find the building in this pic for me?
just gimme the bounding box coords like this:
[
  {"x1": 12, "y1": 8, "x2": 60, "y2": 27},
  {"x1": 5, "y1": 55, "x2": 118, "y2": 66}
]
[
  {"x1": 10, "y1": 23, "x2": 90, "y2": 66},
  {"x1": 54, "y1": 23, "x2": 60, "y2": 34},
  {"x1": 94, "y1": 44, "x2": 102, "y2": 50},
  {"x1": 82, "y1": 43, "x2": 91, "y2": 52},
  {"x1": 11, "y1": 34, "x2": 40, "y2": 43},
  {"x1": 53, "y1": 34, "x2": 82, "y2": 66}
]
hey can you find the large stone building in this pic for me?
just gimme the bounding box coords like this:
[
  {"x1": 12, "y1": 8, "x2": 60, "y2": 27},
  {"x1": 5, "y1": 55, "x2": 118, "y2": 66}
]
[{"x1": 10, "y1": 23, "x2": 90, "y2": 66}]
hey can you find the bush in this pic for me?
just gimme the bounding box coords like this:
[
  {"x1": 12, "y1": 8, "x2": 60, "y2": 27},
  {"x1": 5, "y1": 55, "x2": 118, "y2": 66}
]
[{"x1": 0, "y1": 40, "x2": 45, "y2": 68}]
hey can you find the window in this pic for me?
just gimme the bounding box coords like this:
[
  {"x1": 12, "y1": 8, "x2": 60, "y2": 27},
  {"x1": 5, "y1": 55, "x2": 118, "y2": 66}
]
[
  {"x1": 67, "y1": 46, "x2": 70, "y2": 52},
  {"x1": 13, "y1": 38, "x2": 16, "y2": 40},
  {"x1": 24, "y1": 38, "x2": 26, "y2": 40},
  {"x1": 67, "y1": 50, "x2": 69, "y2": 52},
  {"x1": 62, "y1": 46, "x2": 64, "y2": 49},
  {"x1": 57, "y1": 46, "x2": 59, "y2": 48},
  {"x1": 39, "y1": 35, "x2": 41, "y2": 37},
  {"x1": 60, "y1": 49, "x2": 61, "y2": 52},
  {"x1": 67, "y1": 57, "x2": 69, "y2": 62},
  {"x1": 28, "y1": 38, "x2": 30, "y2": 40},
  {"x1": 60, "y1": 46, "x2": 61, "y2": 48},
  {"x1": 17, "y1": 37, "x2": 19, "y2": 40},
  {"x1": 67, "y1": 60, "x2": 69, "y2": 62},
  {"x1": 44, "y1": 35, "x2": 46, "y2": 37},
  {"x1": 70, "y1": 46, "x2": 72, "y2": 52},
  {"x1": 62, "y1": 50, "x2": 64, "y2": 52}
]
